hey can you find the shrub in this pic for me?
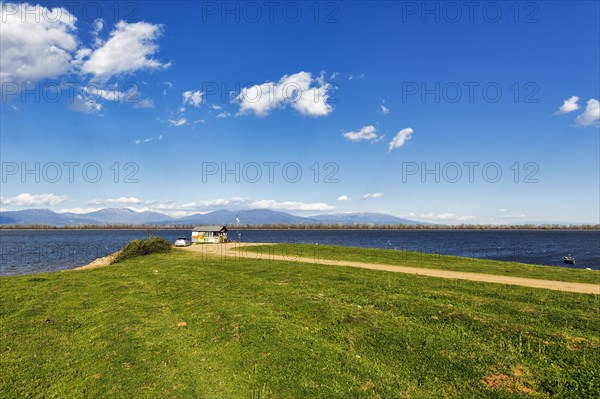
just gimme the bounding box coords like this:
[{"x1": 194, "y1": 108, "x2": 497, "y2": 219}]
[{"x1": 113, "y1": 236, "x2": 172, "y2": 263}]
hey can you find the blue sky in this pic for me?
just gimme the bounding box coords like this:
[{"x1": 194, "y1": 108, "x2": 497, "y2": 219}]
[{"x1": 1, "y1": 1, "x2": 599, "y2": 224}]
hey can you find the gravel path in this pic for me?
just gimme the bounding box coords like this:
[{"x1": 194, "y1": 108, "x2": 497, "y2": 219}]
[{"x1": 181, "y1": 243, "x2": 600, "y2": 295}]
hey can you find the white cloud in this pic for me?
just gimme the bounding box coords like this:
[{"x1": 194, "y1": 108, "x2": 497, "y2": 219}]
[
  {"x1": 1, "y1": 193, "x2": 67, "y2": 206},
  {"x1": 236, "y1": 71, "x2": 333, "y2": 117},
  {"x1": 134, "y1": 134, "x2": 162, "y2": 144},
  {"x1": 0, "y1": 3, "x2": 78, "y2": 85},
  {"x1": 68, "y1": 95, "x2": 102, "y2": 113},
  {"x1": 57, "y1": 207, "x2": 102, "y2": 214},
  {"x1": 182, "y1": 197, "x2": 248, "y2": 208},
  {"x1": 88, "y1": 197, "x2": 142, "y2": 205},
  {"x1": 343, "y1": 125, "x2": 380, "y2": 142},
  {"x1": 174, "y1": 197, "x2": 336, "y2": 212},
  {"x1": 381, "y1": 100, "x2": 390, "y2": 114},
  {"x1": 417, "y1": 213, "x2": 476, "y2": 222},
  {"x1": 555, "y1": 96, "x2": 580, "y2": 115},
  {"x1": 388, "y1": 128, "x2": 414, "y2": 152},
  {"x1": 348, "y1": 73, "x2": 364, "y2": 81},
  {"x1": 90, "y1": 18, "x2": 104, "y2": 46},
  {"x1": 575, "y1": 98, "x2": 600, "y2": 126},
  {"x1": 81, "y1": 21, "x2": 168, "y2": 80},
  {"x1": 330, "y1": 72, "x2": 339, "y2": 79},
  {"x1": 497, "y1": 208, "x2": 507, "y2": 212},
  {"x1": 498, "y1": 213, "x2": 527, "y2": 219},
  {"x1": 337, "y1": 195, "x2": 349, "y2": 201},
  {"x1": 83, "y1": 84, "x2": 128, "y2": 102},
  {"x1": 168, "y1": 117, "x2": 187, "y2": 127},
  {"x1": 133, "y1": 98, "x2": 154, "y2": 109},
  {"x1": 216, "y1": 111, "x2": 231, "y2": 119},
  {"x1": 182, "y1": 90, "x2": 203, "y2": 107},
  {"x1": 210, "y1": 104, "x2": 222, "y2": 110},
  {"x1": 362, "y1": 193, "x2": 384, "y2": 199},
  {"x1": 56, "y1": 196, "x2": 337, "y2": 218},
  {"x1": 249, "y1": 199, "x2": 335, "y2": 211}
]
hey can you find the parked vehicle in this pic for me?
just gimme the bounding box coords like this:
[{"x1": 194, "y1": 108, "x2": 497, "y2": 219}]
[{"x1": 174, "y1": 237, "x2": 191, "y2": 247}]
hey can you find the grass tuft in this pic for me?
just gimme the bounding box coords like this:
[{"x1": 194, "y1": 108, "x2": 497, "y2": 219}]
[{"x1": 112, "y1": 236, "x2": 172, "y2": 263}]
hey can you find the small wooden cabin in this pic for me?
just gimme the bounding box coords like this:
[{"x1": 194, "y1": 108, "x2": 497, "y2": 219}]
[{"x1": 192, "y1": 225, "x2": 228, "y2": 243}]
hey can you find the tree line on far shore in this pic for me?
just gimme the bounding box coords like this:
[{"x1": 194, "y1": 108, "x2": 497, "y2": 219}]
[{"x1": 1, "y1": 223, "x2": 598, "y2": 230}]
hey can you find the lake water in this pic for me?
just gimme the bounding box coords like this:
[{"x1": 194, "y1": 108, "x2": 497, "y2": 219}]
[{"x1": 0, "y1": 229, "x2": 598, "y2": 276}]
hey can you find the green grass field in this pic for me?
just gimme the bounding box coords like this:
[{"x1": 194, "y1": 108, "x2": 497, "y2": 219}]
[
  {"x1": 1, "y1": 247, "x2": 599, "y2": 398},
  {"x1": 237, "y1": 244, "x2": 600, "y2": 284}
]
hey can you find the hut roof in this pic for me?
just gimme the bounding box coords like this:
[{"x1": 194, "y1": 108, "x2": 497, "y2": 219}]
[{"x1": 193, "y1": 225, "x2": 227, "y2": 232}]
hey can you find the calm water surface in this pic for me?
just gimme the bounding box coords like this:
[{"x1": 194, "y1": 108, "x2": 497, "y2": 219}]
[{"x1": 0, "y1": 229, "x2": 598, "y2": 276}]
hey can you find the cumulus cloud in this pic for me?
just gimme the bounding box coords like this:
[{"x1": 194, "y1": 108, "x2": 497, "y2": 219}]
[
  {"x1": 1, "y1": 193, "x2": 67, "y2": 206},
  {"x1": 343, "y1": 125, "x2": 380, "y2": 142},
  {"x1": 362, "y1": 193, "x2": 384, "y2": 199},
  {"x1": 575, "y1": 98, "x2": 600, "y2": 126},
  {"x1": 216, "y1": 111, "x2": 231, "y2": 119},
  {"x1": 182, "y1": 90, "x2": 203, "y2": 107},
  {"x1": 388, "y1": 128, "x2": 414, "y2": 152},
  {"x1": 555, "y1": 96, "x2": 580, "y2": 114},
  {"x1": 80, "y1": 21, "x2": 168, "y2": 80},
  {"x1": 0, "y1": 6, "x2": 166, "y2": 116},
  {"x1": 337, "y1": 195, "x2": 349, "y2": 201},
  {"x1": 236, "y1": 71, "x2": 333, "y2": 117},
  {"x1": 0, "y1": 3, "x2": 78, "y2": 85}
]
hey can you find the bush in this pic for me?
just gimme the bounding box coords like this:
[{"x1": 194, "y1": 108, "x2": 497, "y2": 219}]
[{"x1": 113, "y1": 236, "x2": 172, "y2": 263}]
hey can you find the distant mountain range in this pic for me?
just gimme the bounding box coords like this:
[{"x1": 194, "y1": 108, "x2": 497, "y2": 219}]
[{"x1": 0, "y1": 208, "x2": 423, "y2": 227}]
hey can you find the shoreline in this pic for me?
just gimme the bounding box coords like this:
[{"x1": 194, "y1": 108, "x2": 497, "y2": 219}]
[
  {"x1": 67, "y1": 251, "x2": 120, "y2": 271},
  {"x1": 0, "y1": 241, "x2": 600, "y2": 278},
  {"x1": 1, "y1": 227, "x2": 599, "y2": 232}
]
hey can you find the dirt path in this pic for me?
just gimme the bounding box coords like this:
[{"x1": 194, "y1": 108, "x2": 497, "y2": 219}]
[{"x1": 181, "y1": 243, "x2": 599, "y2": 295}]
